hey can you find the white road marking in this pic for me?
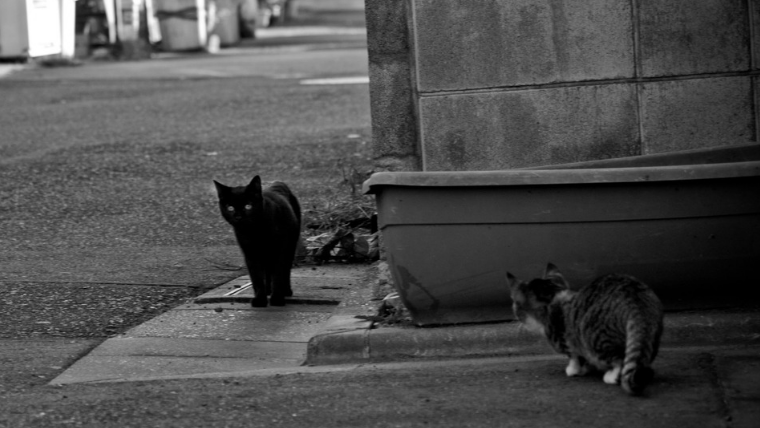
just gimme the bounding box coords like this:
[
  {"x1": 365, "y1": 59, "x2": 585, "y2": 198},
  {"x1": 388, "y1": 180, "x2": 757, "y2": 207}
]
[{"x1": 300, "y1": 76, "x2": 369, "y2": 85}]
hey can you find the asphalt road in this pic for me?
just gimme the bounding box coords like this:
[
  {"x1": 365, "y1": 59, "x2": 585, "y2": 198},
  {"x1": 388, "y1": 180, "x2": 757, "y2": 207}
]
[
  {"x1": 3, "y1": 345, "x2": 753, "y2": 428},
  {"x1": 0, "y1": 25, "x2": 372, "y2": 408},
  {"x1": 0, "y1": 36, "x2": 371, "y2": 332}
]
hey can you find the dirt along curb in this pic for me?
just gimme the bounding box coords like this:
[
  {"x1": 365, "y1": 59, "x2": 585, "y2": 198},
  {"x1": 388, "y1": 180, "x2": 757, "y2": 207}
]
[{"x1": 306, "y1": 262, "x2": 760, "y2": 365}]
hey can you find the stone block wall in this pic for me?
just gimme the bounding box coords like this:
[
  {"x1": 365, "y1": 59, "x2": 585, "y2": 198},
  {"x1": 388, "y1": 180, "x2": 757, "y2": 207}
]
[{"x1": 366, "y1": 0, "x2": 759, "y2": 171}]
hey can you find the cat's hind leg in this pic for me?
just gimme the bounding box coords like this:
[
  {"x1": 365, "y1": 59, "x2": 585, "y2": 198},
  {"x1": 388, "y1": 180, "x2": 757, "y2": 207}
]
[
  {"x1": 268, "y1": 260, "x2": 291, "y2": 306},
  {"x1": 265, "y1": 272, "x2": 273, "y2": 296},
  {"x1": 603, "y1": 365, "x2": 622, "y2": 385},
  {"x1": 565, "y1": 356, "x2": 590, "y2": 377},
  {"x1": 283, "y1": 235, "x2": 298, "y2": 298},
  {"x1": 279, "y1": 237, "x2": 298, "y2": 299},
  {"x1": 269, "y1": 292, "x2": 286, "y2": 306}
]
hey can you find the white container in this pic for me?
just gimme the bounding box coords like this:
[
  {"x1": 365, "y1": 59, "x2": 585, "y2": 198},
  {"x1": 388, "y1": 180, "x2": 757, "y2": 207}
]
[{"x1": 0, "y1": 0, "x2": 74, "y2": 58}]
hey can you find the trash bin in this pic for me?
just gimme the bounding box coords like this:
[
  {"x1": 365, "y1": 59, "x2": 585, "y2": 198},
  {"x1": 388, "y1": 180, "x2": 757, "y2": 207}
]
[
  {"x1": 212, "y1": 0, "x2": 240, "y2": 46},
  {"x1": 239, "y1": 0, "x2": 257, "y2": 38},
  {"x1": 154, "y1": 0, "x2": 207, "y2": 51}
]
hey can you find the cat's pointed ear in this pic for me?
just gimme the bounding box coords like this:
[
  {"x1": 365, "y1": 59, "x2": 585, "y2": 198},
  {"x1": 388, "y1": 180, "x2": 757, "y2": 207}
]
[
  {"x1": 213, "y1": 180, "x2": 228, "y2": 196},
  {"x1": 544, "y1": 263, "x2": 569, "y2": 289},
  {"x1": 246, "y1": 175, "x2": 263, "y2": 197},
  {"x1": 506, "y1": 272, "x2": 519, "y2": 291}
]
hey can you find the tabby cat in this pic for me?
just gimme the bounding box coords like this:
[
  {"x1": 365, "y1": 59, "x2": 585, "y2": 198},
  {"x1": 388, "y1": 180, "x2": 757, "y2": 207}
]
[
  {"x1": 214, "y1": 176, "x2": 301, "y2": 307},
  {"x1": 506, "y1": 263, "x2": 664, "y2": 395}
]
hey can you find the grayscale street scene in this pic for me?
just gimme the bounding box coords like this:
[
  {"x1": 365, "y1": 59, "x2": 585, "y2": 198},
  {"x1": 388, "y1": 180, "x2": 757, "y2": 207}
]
[{"x1": 1, "y1": 0, "x2": 758, "y2": 427}]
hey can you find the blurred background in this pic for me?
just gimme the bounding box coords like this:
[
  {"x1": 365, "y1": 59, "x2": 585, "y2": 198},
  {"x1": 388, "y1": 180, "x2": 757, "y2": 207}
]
[{"x1": 0, "y1": 0, "x2": 366, "y2": 61}]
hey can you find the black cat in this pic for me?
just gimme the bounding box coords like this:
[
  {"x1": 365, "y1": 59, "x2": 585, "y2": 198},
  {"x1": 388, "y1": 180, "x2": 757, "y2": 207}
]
[{"x1": 214, "y1": 176, "x2": 301, "y2": 307}]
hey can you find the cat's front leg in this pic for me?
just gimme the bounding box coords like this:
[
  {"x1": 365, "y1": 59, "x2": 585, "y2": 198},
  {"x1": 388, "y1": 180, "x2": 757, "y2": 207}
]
[
  {"x1": 251, "y1": 289, "x2": 268, "y2": 307},
  {"x1": 248, "y1": 262, "x2": 269, "y2": 308},
  {"x1": 565, "y1": 356, "x2": 589, "y2": 377}
]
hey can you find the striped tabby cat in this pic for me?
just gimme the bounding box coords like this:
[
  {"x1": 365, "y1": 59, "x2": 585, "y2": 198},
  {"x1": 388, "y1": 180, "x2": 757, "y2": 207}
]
[{"x1": 506, "y1": 263, "x2": 664, "y2": 395}]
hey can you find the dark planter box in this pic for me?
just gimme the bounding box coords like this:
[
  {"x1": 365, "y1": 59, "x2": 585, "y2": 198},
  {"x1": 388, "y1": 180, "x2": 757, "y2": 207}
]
[{"x1": 364, "y1": 144, "x2": 760, "y2": 326}]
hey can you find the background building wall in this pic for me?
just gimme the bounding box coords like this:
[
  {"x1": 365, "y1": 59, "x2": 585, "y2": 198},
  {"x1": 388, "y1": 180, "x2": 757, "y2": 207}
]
[{"x1": 366, "y1": 0, "x2": 759, "y2": 171}]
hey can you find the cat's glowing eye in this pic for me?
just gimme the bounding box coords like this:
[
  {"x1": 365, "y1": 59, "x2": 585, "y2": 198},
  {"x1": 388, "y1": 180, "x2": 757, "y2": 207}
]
[
  {"x1": 244, "y1": 204, "x2": 253, "y2": 210},
  {"x1": 226, "y1": 206, "x2": 235, "y2": 212}
]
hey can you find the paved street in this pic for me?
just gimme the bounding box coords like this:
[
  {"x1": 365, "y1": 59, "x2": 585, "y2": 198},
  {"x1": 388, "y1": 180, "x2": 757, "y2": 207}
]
[
  {"x1": 0, "y1": 24, "x2": 376, "y2": 425},
  {"x1": 0, "y1": 29, "x2": 371, "y2": 332},
  {"x1": 3, "y1": 343, "x2": 760, "y2": 427},
  {"x1": 1, "y1": 21, "x2": 759, "y2": 428}
]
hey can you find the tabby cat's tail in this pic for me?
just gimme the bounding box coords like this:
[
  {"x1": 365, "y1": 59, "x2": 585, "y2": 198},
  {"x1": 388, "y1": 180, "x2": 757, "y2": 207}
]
[{"x1": 621, "y1": 318, "x2": 660, "y2": 396}]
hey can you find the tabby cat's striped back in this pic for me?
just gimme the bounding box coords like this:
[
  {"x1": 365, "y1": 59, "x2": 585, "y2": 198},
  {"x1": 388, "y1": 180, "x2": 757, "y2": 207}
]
[
  {"x1": 568, "y1": 274, "x2": 663, "y2": 395},
  {"x1": 507, "y1": 264, "x2": 664, "y2": 396}
]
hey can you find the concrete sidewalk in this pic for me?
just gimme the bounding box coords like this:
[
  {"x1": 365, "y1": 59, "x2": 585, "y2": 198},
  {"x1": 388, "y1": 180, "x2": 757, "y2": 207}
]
[
  {"x1": 52, "y1": 261, "x2": 760, "y2": 375},
  {"x1": 51, "y1": 264, "x2": 371, "y2": 384},
  {"x1": 50, "y1": 261, "x2": 760, "y2": 427},
  {"x1": 295, "y1": 261, "x2": 760, "y2": 363},
  {"x1": 307, "y1": 298, "x2": 760, "y2": 365}
]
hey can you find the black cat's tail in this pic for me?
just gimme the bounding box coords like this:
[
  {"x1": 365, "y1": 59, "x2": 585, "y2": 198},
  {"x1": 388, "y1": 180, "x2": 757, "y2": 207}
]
[
  {"x1": 269, "y1": 182, "x2": 302, "y2": 227},
  {"x1": 288, "y1": 191, "x2": 302, "y2": 228},
  {"x1": 621, "y1": 318, "x2": 660, "y2": 396}
]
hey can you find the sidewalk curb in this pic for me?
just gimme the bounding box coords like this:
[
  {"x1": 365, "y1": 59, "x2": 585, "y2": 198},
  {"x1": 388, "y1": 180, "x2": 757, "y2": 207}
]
[
  {"x1": 306, "y1": 321, "x2": 554, "y2": 365},
  {"x1": 305, "y1": 266, "x2": 760, "y2": 365}
]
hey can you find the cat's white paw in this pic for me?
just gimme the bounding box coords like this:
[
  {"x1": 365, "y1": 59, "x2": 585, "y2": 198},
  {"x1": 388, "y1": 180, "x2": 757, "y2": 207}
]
[
  {"x1": 565, "y1": 358, "x2": 584, "y2": 377},
  {"x1": 522, "y1": 315, "x2": 546, "y2": 335},
  {"x1": 603, "y1": 366, "x2": 622, "y2": 384}
]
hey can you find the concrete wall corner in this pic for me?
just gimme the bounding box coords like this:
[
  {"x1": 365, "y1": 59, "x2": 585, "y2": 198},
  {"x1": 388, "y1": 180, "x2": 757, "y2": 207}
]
[{"x1": 365, "y1": 0, "x2": 422, "y2": 171}]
